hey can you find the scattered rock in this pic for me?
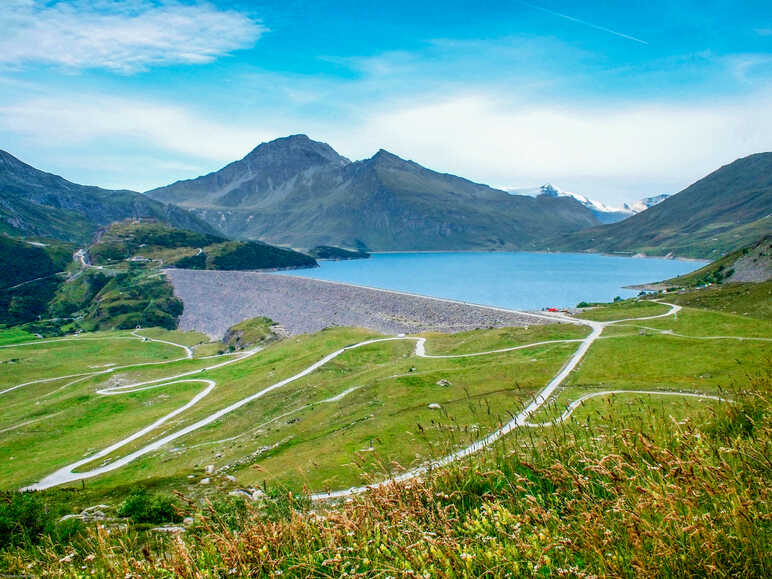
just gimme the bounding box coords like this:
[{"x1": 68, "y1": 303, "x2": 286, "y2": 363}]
[
  {"x1": 151, "y1": 526, "x2": 186, "y2": 533},
  {"x1": 225, "y1": 475, "x2": 237, "y2": 482},
  {"x1": 436, "y1": 379, "x2": 452, "y2": 387},
  {"x1": 428, "y1": 403, "x2": 442, "y2": 410},
  {"x1": 204, "y1": 464, "x2": 215, "y2": 474},
  {"x1": 183, "y1": 517, "x2": 195, "y2": 526},
  {"x1": 59, "y1": 504, "x2": 110, "y2": 523},
  {"x1": 200, "y1": 477, "x2": 210, "y2": 485}
]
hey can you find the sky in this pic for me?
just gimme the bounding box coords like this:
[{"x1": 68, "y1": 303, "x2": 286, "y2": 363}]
[{"x1": 1, "y1": 0, "x2": 771, "y2": 205}]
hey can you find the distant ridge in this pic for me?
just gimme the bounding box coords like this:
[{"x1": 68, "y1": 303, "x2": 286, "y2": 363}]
[
  {"x1": 547, "y1": 152, "x2": 772, "y2": 258},
  {"x1": 145, "y1": 135, "x2": 600, "y2": 250},
  {"x1": 508, "y1": 184, "x2": 670, "y2": 224},
  {"x1": 0, "y1": 150, "x2": 219, "y2": 243}
]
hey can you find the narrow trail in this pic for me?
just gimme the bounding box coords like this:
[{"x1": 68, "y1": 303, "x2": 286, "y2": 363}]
[
  {"x1": 14, "y1": 301, "x2": 735, "y2": 494},
  {"x1": 0, "y1": 330, "x2": 192, "y2": 397}
]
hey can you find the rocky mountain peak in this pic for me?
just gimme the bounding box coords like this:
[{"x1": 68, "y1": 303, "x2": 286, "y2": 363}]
[{"x1": 243, "y1": 134, "x2": 349, "y2": 167}]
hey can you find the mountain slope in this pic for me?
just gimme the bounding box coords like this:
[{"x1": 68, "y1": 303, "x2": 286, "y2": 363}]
[
  {"x1": 89, "y1": 220, "x2": 317, "y2": 270},
  {"x1": 146, "y1": 136, "x2": 600, "y2": 250},
  {"x1": 663, "y1": 234, "x2": 771, "y2": 287},
  {"x1": 548, "y1": 152, "x2": 772, "y2": 258},
  {"x1": 0, "y1": 150, "x2": 220, "y2": 243}
]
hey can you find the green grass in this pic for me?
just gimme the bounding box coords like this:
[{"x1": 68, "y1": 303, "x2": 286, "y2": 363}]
[
  {"x1": 577, "y1": 299, "x2": 670, "y2": 321},
  {"x1": 224, "y1": 316, "x2": 280, "y2": 349},
  {"x1": 3, "y1": 375, "x2": 769, "y2": 578},
  {"x1": 661, "y1": 281, "x2": 772, "y2": 321},
  {"x1": 0, "y1": 285, "x2": 770, "y2": 577},
  {"x1": 421, "y1": 323, "x2": 589, "y2": 355},
  {"x1": 0, "y1": 327, "x2": 36, "y2": 346}
]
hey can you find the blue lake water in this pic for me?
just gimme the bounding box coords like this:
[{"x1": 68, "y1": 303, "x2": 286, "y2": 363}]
[{"x1": 285, "y1": 252, "x2": 704, "y2": 310}]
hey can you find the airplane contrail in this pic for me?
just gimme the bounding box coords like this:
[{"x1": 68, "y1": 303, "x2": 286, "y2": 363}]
[{"x1": 517, "y1": 1, "x2": 649, "y2": 45}]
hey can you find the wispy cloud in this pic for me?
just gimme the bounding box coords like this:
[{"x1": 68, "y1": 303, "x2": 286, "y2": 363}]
[
  {"x1": 3, "y1": 86, "x2": 770, "y2": 201},
  {"x1": 517, "y1": 1, "x2": 649, "y2": 45},
  {"x1": 755, "y1": 28, "x2": 772, "y2": 36},
  {"x1": 0, "y1": 94, "x2": 268, "y2": 162},
  {"x1": 0, "y1": 0, "x2": 264, "y2": 73}
]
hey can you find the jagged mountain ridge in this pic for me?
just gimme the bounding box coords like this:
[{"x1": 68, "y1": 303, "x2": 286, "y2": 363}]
[
  {"x1": 0, "y1": 150, "x2": 219, "y2": 242},
  {"x1": 145, "y1": 135, "x2": 601, "y2": 250}
]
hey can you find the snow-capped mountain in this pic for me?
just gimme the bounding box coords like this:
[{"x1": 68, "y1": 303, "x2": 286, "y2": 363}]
[
  {"x1": 624, "y1": 194, "x2": 670, "y2": 213},
  {"x1": 506, "y1": 184, "x2": 670, "y2": 225}
]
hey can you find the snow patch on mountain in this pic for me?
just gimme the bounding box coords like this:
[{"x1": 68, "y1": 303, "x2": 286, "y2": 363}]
[
  {"x1": 506, "y1": 184, "x2": 670, "y2": 224},
  {"x1": 624, "y1": 194, "x2": 670, "y2": 213}
]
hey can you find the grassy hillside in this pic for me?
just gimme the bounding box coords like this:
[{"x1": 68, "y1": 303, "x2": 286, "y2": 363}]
[
  {"x1": 661, "y1": 281, "x2": 772, "y2": 321},
  {"x1": 309, "y1": 245, "x2": 370, "y2": 260},
  {"x1": 0, "y1": 237, "x2": 75, "y2": 326},
  {"x1": 89, "y1": 220, "x2": 317, "y2": 270},
  {"x1": 0, "y1": 150, "x2": 219, "y2": 243},
  {"x1": 0, "y1": 286, "x2": 769, "y2": 576},
  {"x1": 662, "y1": 234, "x2": 771, "y2": 288},
  {"x1": 549, "y1": 152, "x2": 772, "y2": 258},
  {"x1": 1, "y1": 220, "x2": 316, "y2": 337},
  {"x1": 0, "y1": 193, "x2": 95, "y2": 242}
]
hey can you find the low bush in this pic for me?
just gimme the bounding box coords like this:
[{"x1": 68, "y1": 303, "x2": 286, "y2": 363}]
[{"x1": 117, "y1": 489, "x2": 181, "y2": 525}]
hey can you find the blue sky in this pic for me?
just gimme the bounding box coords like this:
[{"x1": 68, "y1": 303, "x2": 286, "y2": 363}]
[{"x1": 1, "y1": 0, "x2": 771, "y2": 204}]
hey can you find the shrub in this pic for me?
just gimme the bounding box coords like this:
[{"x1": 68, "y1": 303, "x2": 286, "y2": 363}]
[
  {"x1": 0, "y1": 492, "x2": 82, "y2": 549},
  {"x1": 117, "y1": 489, "x2": 181, "y2": 525}
]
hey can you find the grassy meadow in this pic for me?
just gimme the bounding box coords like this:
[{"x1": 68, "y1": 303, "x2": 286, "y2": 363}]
[{"x1": 0, "y1": 288, "x2": 769, "y2": 576}]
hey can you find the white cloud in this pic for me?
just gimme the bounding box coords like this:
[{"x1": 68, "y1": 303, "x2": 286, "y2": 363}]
[
  {"x1": 0, "y1": 95, "x2": 270, "y2": 161},
  {"x1": 2, "y1": 88, "x2": 770, "y2": 202},
  {"x1": 333, "y1": 91, "x2": 772, "y2": 201},
  {"x1": 0, "y1": 1, "x2": 264, "y2": 73}
]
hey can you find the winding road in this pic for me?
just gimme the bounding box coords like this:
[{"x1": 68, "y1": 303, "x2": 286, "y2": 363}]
[{"x1": 5, "y1": 302, "x2": 739, "y2": 494}]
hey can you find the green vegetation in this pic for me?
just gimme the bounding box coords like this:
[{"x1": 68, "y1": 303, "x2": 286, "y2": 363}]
[
  {"x1": 549, "y1": 152, "x2": 772, "y2": 258},
  {"x1": 117, "y1": 489, "x2": 180, "y2": 525},
  {"x1": 88, "y1": 220, "x2": 224, "y2": 265},
  {"x1": 0, "y1": 149, "x2": 219, "y2": 243},
  {"x1": 1, "y1": 220, "x2": 318, "y2": 337},
  {"x1": 309, "y1": 245, "x2": 370, "y2": 260},
  {"x1": 79, "y1": 270, "x2": 183, "y2": 330},
  {"x1": 0, "y1": 492, "x2": 82, "y2": 550},
  {"x1": 223, "y1": 316, "x2": 280, "y2": 350},
  {"x1": 2, "y1": 375, "x2": 769, "y2": 577},
  {"x1": 577, "y1": 299, "x2": 669, "y2": 321},
  {"x1": 0, "y1": 237, "x2": 75, "y2": 326},
  {"x1": 205, "y1": 240, "x2": 316, "y2": 270},
  {"x1": 662, "y1": 235, "x2": 770, "y2": 288},
  {"x1": 89, "y1": 220, "x2": 317, "y2": 271},
  {"x1": 0, "y1": 285, "x2": 769, "y2": 576},
  {"x1": 661, "y1": 281, "x2": 772, "y2": 321}
]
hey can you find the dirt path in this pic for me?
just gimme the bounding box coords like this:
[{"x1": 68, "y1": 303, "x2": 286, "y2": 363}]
[{"x1": 16, "y1": 301, "x2": 739, "y2": 495}]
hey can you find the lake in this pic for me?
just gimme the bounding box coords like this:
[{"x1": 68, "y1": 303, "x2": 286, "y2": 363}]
[{"x1": 285, "y1": 252, "x2": 703, "y2": 310}]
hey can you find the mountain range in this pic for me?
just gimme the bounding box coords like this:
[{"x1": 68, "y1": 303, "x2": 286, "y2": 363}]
[
  {"x1": 507, "y1": 184, "x2": 670, "y2": 224},
  {"x1": 0, "y1": 150, "x2": 218, "y2": 243},
  {"x1": 2, "y1": 137, "x2": 769, "y2": 259},
  {"x1": 145, "y1": 135, "x2": 601, "y2": 251},
  {"x1": 548, "y1": 152, "x2": 772, "y2": 258}
]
